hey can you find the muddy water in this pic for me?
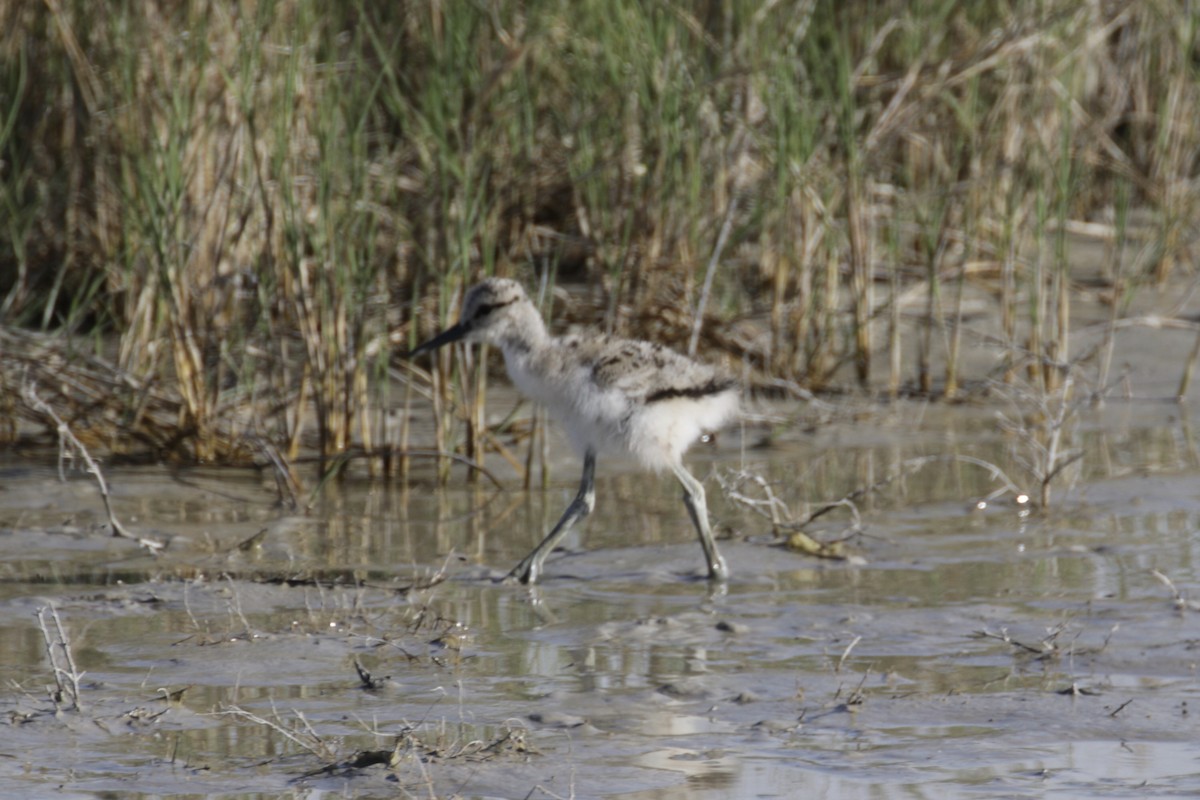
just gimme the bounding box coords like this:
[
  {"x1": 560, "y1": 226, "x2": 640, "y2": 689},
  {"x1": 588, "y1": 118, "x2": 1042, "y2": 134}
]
[{"x1": 1, "y1": 398, "x2": 1199, "y2": 799}]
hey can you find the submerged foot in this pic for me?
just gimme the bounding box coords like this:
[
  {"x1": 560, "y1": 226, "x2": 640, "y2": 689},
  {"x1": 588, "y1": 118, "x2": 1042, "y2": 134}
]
[
  {"x1": 500, "y1": 560, "x2": 538, "y2": 585},
  {"x1": 708, "y1": 554, "x2": 730, "y2": 583}
]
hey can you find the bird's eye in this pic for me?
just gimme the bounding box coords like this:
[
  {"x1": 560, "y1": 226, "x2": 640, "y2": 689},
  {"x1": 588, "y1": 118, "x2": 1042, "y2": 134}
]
[{"x1": 475, "y1": 302, "x2": 500, "y2": 317}]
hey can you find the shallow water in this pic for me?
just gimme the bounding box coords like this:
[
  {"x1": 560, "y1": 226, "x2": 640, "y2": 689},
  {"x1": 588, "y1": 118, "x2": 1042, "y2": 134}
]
[{"x1": 1, "y1": 398, "x2": 1199, "y2": 799}]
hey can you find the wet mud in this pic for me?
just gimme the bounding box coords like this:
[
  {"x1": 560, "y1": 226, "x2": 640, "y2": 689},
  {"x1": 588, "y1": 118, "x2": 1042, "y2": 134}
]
[{"x1": 2, "y1": 392, "x2": 1199, "y2": 798}]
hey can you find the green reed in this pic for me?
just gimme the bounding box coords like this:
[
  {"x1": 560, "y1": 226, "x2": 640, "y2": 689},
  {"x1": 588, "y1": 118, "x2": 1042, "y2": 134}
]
[{"x1": 2, "y1": 0, "x2": 1198, "y2": 480}]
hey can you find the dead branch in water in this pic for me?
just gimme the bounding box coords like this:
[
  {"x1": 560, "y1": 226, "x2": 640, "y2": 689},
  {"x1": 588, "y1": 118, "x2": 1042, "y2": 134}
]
[
  {"x1": 720, "y1": 453, "x2": 1028, "y2": 554},
  {"x1": 36, "y1": 604, "x2": 85, "y2": 712},
  {"x1": 21, "y1": 380, "x2": 165, "y2": 553}
]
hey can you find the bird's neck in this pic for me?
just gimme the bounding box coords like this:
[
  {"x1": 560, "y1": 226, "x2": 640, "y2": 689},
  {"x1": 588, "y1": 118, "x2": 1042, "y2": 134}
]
[
  {"x1": 490, "y1": 302, "x2": 559, "y2": 403},
  {"x1": 493, "y1": 301, "x2": 550, "y2": 358}
]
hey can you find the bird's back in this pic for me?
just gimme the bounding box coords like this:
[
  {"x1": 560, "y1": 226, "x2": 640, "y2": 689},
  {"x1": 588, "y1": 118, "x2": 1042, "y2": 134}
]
[{"x1": 503, "y1": 331, "x2": 739, "y2": 471}]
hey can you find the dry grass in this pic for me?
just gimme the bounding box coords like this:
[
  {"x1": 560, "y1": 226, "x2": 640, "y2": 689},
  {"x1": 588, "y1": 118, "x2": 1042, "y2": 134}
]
[{"x1": 0, "y1": 1, "x2": 1197, "y2": 487}]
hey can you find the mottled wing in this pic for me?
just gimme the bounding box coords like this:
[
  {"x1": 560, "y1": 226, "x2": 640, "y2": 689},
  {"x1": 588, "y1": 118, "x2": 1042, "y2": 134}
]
[{"x1": 572, "y1": 335, "x2": 736, "y2": 403}]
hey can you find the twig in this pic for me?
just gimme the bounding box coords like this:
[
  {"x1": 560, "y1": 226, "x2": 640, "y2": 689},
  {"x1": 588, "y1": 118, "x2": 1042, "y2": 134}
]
[
  {"x1": 836, "y1": 635, "x2": 862, "y2": 673},
  {"x1": 722, "y1": 453, "x2": 1026, "y2": 534},
  {"x1": 216, "y1": 702, "x2": 337, "y2": 761},
  {"x1": 36, "y1": 605, "x2": 84, "y2": 712},
  {"x1": 688, "y1": 193, "x2": 739, "y2": 357},
  {"x1": 1151, "y1": 569, "x2": 1200, "y2": 611},
  {"x1": 21, "y1": 380, "x2": 165, "y2": 553},
  {"x1": 974, "y1": 627, "x2": 1045, "y2": 655},
  {"x1": 256, "y1": 435, "x2": 303, "y2": 509}
]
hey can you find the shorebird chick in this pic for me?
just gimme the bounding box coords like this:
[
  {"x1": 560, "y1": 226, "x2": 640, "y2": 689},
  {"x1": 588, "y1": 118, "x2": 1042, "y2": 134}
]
[{"x1": 410, "y1": 278, "x2": 739, "y2": 584}]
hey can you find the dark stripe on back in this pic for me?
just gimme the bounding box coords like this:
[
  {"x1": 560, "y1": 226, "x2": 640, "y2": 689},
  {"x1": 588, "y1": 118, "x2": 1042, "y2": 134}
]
[{"x1": 645, "y1": 377, "x2": 737, "y2": 404}]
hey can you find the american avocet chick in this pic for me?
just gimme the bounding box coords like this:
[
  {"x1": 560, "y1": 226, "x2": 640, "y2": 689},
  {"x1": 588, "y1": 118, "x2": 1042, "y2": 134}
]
[{"x1": 410, "y1": 278, "x2": 739, "y2": 584}]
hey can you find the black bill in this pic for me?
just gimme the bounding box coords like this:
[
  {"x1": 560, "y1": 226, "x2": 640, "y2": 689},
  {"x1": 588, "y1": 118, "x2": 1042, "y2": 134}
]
[{"x1": 407, "y1": 320, "x2": 471, "y2": 358}]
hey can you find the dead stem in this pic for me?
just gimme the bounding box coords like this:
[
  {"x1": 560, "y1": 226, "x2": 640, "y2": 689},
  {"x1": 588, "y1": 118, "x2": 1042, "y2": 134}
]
[
  {"x1": 1151, "y1": 569, "x2": 1200, "y2": 612},
  {"x1": 688, "y1": 193, "x2": 739, "y2": 358},
  {"x1": 217, "y1": 702, "x2": 338, "y2": 762},
  {"x1": 256, "y1": 436, "x2": 304, "y2": 509},
  {"x1": 35, "y1": 604, "x2": 84, "y2": 712},
  {"x1": 994, "y1": 372, "x2": 1085, "y2": 509},
  {"x1": 836, "y1": 635, "x2": 862, "y2": 673},
  {"x1": 21, "y1": 380, "x2": 165, "y2": 553},
  {"x1": 720, "y1": 453, "x2": 1026, "y2": 540}
]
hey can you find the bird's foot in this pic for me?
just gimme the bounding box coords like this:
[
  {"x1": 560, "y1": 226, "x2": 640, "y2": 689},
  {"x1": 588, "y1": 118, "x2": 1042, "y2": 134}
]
[
  {"x1": 500, "y1": 560, "x2": 538, "y2": 585},
  {"x1": 707, "y1": 556, "x2": 730, "y2": 583}
]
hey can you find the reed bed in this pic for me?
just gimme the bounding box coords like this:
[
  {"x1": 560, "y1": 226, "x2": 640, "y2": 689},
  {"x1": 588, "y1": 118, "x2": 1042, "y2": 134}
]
[{"x1": 1, "y1": 1, "x2": 1197, "y2": 485}]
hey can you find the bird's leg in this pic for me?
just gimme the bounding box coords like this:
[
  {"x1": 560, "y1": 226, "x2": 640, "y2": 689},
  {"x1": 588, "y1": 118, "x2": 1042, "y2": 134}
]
[
  {"x1": 671, "y1": 462, "x2": 729, "y2": 582},
  {"x1": 505, "y1": 450, "x2": 597, "y2": 584}
]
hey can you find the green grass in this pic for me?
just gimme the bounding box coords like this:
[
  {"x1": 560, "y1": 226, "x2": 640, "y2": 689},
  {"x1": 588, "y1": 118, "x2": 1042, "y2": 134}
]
[{"x1": 1, "y1": 1, "x2": 1198, "y2": 484}]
